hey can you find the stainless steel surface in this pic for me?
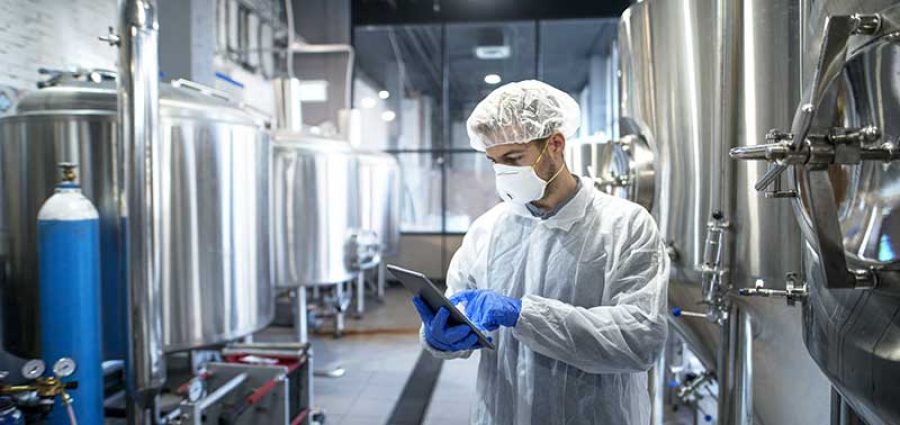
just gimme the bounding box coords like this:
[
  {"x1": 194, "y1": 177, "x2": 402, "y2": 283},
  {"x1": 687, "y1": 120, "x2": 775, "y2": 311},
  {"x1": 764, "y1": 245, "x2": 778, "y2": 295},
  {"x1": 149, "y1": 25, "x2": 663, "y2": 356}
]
[
  {"x1": 356, "y1": 149, "x2": 402, "y2": 257},
  {"x1": 619, "y1": 0, "x2": 723, "y2": 378},
  {"x1": 0, "y1": 76, "x2": 274, "y2": 359},
  {"x1": 792, "y1": 2, "x2": 900, "y2": 424},
  {"x1": 619, "y1": 0, "x2": 830, "y2": 423},
  {"x1": 594, "y1": 134, "x2": 655, "y2": 210},
  {"x1": 272, "y1": 134, "x2": 360, "y2": 287},
  {"x1": 118, "y1": 3, "x2": 166, "y2": 419}
]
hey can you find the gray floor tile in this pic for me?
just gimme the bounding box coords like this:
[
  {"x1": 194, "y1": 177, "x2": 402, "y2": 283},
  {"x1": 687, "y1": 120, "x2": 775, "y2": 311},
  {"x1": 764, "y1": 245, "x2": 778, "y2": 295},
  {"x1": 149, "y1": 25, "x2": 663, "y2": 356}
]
[{"x1": 340, "y1": 413, "x2": 391, "y2": 425}]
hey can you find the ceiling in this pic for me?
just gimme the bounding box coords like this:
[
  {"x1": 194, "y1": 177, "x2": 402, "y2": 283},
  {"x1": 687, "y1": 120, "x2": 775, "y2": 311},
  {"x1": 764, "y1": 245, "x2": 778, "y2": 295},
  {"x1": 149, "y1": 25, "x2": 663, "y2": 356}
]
[{"x1": 352, "y1": 0, "x2": 631, "y2": 26}]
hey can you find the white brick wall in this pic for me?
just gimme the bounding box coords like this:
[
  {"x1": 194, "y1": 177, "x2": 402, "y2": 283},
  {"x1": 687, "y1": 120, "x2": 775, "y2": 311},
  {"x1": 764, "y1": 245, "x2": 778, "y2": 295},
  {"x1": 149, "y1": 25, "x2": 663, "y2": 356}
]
[{"x1": 0, "y1": 0, "x2": 117, "y2": 114}]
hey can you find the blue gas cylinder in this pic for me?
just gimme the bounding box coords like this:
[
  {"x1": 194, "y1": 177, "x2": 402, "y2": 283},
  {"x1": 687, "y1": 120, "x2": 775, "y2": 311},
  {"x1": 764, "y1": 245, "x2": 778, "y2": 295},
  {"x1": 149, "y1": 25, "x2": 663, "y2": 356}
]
[{"x1": 37, "y1": 164, "x2": 103, "y2": 425}]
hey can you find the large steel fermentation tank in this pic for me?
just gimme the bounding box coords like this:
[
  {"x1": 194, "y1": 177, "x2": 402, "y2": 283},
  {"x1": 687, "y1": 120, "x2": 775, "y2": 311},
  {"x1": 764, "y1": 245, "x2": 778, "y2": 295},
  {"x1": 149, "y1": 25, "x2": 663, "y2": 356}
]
[
  {"x1": 0, "y1": 76, "x2": 274, "y2": 357},
  {"x1": 615, "y1": 0, "x2": 829, "y2": 423},
  {"x1": 272, "y1": 133, "x2": 361, "y2": 288},
  {"x1": 789, "y1": 2, "x2": 900, "y2": 424}
]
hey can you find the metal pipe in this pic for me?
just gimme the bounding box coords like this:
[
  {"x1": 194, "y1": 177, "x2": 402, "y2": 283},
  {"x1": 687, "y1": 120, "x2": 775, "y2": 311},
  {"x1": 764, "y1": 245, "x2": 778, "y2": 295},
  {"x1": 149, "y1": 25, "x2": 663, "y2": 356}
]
[
  {"x1": 717, "y1": 303, "x2": 753, "y2": 425},
  {"x1": 117, "y1": 0, "x2": 166, "y2": 423},
  {"x1": 648, "y1": 350, "x2": 666, "y2": 425},
  {"x1": 274, "y1": 78, "x2": 304, "y2": 132}
]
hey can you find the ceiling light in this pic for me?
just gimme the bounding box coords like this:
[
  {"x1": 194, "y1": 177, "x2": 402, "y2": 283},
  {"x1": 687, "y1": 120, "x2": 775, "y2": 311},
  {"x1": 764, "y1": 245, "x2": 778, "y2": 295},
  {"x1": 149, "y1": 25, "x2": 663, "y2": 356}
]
[
  {"x1": 475, "y1": 46, "x2": 511, "y2": 60},
  {"x1": 378, "y1": 90, "x2": 390, "y2": 99},
  {"x1": 360, "y1": 97, "x2": 377, "y2": 109},
  {"x1": 484, "y1": 74, "x2": 502, "y2": 85},
  {"x1": 381, "y1": 110, "x2": 397, "y2": 122}
]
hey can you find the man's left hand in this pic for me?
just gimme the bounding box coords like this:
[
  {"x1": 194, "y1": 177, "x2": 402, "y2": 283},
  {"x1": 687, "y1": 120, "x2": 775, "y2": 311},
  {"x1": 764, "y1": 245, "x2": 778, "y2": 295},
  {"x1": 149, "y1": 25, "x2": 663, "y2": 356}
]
[{"x1": 450, "y1": 289, "x2": 522, "y2": 331}]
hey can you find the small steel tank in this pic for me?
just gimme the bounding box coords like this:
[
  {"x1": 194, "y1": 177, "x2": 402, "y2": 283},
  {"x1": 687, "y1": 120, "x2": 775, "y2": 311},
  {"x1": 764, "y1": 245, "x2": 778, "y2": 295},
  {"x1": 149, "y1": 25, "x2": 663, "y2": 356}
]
[
  {"x1": 0, "y1": 73, "x2": 274, "y2": 357},
  {"x1": 272, "y1": 133, "x2": 361, "y2": 287},
  {"x1": 356, "y1": 149, "x2": 401, "y2": 257}
]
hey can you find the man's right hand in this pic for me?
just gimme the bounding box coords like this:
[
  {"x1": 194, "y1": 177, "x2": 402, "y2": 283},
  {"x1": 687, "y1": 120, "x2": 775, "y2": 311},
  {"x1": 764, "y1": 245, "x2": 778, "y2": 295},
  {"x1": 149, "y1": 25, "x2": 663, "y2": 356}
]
[{"x1": 412, "y1": 296, "x2": 482, "y2": 352}]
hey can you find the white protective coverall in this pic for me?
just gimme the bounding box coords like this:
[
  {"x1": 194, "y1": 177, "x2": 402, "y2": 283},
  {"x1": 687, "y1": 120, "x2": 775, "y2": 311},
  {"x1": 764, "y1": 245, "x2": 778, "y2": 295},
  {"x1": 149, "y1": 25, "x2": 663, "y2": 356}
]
[{"x1": 421, "y1": 176, "x2": 669, "y2": 424}]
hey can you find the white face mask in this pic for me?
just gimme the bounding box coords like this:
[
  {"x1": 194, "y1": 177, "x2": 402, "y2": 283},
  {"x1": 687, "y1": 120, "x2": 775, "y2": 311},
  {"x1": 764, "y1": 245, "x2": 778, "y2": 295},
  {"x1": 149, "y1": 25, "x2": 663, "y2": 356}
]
[{"x1": 493, "y1": 143, "x2": 565, "y2": 205}]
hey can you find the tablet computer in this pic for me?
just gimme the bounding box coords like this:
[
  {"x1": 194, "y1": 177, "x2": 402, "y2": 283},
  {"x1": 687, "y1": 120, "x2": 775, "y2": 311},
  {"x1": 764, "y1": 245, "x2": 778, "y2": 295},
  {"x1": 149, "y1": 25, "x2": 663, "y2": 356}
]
[{"x1": 387, "y1": 264, "x2": 495, "y2": 350}]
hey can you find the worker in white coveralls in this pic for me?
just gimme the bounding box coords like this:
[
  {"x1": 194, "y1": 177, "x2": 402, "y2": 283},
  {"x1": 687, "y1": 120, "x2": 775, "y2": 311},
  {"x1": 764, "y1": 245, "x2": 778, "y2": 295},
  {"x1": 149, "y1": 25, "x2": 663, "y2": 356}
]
[{"x1": 411, "y1": 80, "x2": 670, "y2": 424}]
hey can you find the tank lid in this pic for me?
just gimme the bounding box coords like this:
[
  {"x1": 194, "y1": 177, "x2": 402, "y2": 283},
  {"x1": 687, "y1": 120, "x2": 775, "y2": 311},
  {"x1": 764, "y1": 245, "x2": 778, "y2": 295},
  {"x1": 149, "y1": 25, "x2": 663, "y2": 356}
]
[{"x1": 7, "y1": 77, "x2": 268, "y2": 126}]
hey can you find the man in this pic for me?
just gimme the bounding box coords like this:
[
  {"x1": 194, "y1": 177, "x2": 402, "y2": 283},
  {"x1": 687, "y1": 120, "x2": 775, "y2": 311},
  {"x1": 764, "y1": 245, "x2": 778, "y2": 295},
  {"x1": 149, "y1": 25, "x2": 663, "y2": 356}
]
[{"x1": 412, "y1": 80, "x2": 669, "y2": 424}]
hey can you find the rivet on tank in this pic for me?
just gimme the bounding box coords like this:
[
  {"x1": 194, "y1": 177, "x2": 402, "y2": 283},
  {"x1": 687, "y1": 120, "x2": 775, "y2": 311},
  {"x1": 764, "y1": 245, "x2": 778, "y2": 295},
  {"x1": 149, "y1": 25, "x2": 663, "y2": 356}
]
[{"x1": 37, "y1": 163, "x2": 103, "y2": 425}]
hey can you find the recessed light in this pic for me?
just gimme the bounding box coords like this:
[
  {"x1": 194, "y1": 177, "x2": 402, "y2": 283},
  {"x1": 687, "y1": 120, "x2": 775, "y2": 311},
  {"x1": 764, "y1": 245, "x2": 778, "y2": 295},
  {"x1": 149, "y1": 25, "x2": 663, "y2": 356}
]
[
  {"x1": 360, "y1": 97, "x2": 377, "y2": 109},
  {"x1": 381, "y1": 110, "x2": 397, "y2": 122},
  {"x1": 484, "y1": 74, "x2": 502, "y2": 85}
]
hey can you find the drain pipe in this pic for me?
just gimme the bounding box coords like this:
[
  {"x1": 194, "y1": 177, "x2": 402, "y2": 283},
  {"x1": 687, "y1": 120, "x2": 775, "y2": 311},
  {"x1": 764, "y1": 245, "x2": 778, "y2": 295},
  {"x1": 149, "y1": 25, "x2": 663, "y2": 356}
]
[{"x1": 116, "y1": 0, "x2": 166, "y2": 423}]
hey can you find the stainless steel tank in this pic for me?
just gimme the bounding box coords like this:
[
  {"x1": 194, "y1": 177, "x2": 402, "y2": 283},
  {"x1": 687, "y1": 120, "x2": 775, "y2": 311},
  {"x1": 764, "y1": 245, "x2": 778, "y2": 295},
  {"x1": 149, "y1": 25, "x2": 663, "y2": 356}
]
[
  {"x1": 272, "y1": 133, "x2": 361, "y2": 287},
  {"x1": 356, "y1": 149, "x2": 401, "y2": 257},
  {"x1": 615, "y1": 0, "x2": 830, "y2": 423},
  {"x1": 617, "y1": 1, "x2": 720, "y2": 369},
  {"x1": 793, "y1": 2, "x2": 900, "y2": 424},
  {"x1": 0, "y1": 75, "x2": 274, "y2": 357}
]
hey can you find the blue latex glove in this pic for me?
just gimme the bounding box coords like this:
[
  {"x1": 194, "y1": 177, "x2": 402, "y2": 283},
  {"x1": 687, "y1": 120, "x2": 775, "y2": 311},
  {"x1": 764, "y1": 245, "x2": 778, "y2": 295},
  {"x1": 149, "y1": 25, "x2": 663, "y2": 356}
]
[
  {"x1": 449, "y1": 289, "x2": 522, "y2": 331},
  {"x1": 412, "y1": 296, "x2": 482, "y2": 352}
]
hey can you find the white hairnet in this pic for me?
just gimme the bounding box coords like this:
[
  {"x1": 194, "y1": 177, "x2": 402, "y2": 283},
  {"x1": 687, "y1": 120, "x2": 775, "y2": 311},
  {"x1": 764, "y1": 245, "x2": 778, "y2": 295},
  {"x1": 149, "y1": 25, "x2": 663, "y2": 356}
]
[{"x1": 466, "y1": 80, "x2": 582, "y2": 152}]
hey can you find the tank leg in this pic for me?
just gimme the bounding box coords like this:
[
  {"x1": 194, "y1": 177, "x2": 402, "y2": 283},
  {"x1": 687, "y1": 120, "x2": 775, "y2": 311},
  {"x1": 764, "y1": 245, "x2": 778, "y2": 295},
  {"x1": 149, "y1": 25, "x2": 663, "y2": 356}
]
[
  {"x1": 335, "y1": 282, "x2": 345, "y2": 338},
  {"x1": 377, "y1": 262, "x2": 386, "y2": 300},
  {"x1": 356, "y1": 272, "x2": 365, "y2": 318},
  {"x1": 832, "y1": 388, "x2": 866, "y2": 425},
  {"x1": 295, "y1": 287, "x2": 308, "y2": 344}
]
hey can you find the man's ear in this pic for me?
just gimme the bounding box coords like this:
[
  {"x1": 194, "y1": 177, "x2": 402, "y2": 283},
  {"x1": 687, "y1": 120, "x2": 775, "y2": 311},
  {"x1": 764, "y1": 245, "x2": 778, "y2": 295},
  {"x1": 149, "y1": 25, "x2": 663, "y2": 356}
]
[{"x1": 547, "y1": 132, "x2": 566, "y2": 154}]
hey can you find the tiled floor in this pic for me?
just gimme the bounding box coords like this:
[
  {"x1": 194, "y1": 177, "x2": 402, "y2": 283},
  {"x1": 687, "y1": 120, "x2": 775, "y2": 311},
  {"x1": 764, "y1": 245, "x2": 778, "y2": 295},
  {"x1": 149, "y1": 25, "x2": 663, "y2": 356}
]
[{"x1": 265, "y1": 285, "x2": 481, "y2": 425}]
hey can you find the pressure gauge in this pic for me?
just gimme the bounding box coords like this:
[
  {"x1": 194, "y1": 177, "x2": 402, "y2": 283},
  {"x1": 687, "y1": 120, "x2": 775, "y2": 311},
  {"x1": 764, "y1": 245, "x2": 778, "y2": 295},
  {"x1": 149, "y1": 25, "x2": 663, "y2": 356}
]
[
  {"x1": 21, "y1": 360, "x2": 46, "y2": 380},
  {"x1": 53, "y1": 358, "x2": 77, "y2": 378}
]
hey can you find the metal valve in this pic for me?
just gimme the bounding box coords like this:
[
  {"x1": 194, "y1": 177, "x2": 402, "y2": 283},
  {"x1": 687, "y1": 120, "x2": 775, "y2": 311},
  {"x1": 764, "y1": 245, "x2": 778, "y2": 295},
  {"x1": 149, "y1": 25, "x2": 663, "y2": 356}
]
[
  {"x1": 730, "y1": 125, "x2": 897, "y2": 194},
  {"x1": 98, "y1": 26, "x2": 121, "y2": 46},
  {"x1": 738, "y1": 273, "x2": 808, "y2": 306}
]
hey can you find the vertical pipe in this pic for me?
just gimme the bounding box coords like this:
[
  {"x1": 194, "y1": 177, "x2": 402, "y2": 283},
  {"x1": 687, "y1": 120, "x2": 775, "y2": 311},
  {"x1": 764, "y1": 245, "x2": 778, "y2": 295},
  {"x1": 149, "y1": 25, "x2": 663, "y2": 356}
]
[
  {"x1": 439, "y1": 23, "x2": 450, "y2": 271},
  {"x1": 717, "y1": 303, "x2": 753, "y2": 425},
  {"x1": 117, "y1": 0, "x2": 166, "y2": 423},
  {"x1": 648, "y1": 350, "x2": 666, "y2": 425},
  {"x1": 831, "y1": 388, "x2": 842, "y2": 425},
  {"x1": 274, "y1": 78, "x2": 304, "y2": 132}
]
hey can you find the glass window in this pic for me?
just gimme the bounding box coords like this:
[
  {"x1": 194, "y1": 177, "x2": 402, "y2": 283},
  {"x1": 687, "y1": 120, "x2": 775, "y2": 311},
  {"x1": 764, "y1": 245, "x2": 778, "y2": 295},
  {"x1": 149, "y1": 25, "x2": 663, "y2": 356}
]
[
  {"x1": 394, "y1": 152, "x2": 443, "y2": 232},
  {"x1": 354, "y1": 25, "x2": 442, "y2": 151},
  {"x1": 445, "y1": 152, "x2": 499, "y2": 233},
  {"x1": 446, "y1": 22, "x2": 537, "y2": 149},
  {"x1": 353, "y1": 19, "x2": 617, "y2": 235}
]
